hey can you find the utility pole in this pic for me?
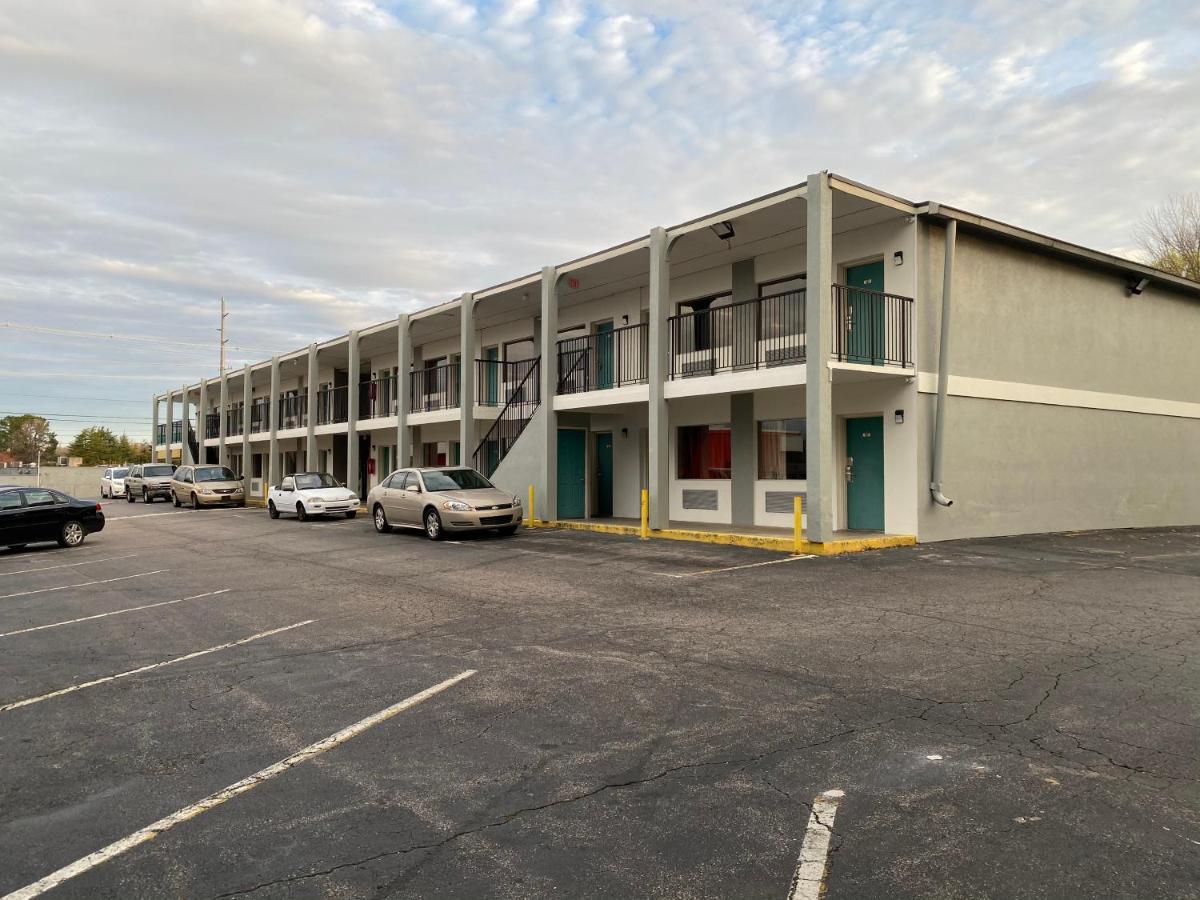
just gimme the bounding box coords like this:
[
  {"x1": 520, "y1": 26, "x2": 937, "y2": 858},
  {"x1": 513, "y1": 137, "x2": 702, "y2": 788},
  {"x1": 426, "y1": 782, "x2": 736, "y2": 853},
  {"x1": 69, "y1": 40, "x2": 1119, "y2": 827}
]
[{"x1": 219, "y1": 297, "x2": 229, "y2": 373}]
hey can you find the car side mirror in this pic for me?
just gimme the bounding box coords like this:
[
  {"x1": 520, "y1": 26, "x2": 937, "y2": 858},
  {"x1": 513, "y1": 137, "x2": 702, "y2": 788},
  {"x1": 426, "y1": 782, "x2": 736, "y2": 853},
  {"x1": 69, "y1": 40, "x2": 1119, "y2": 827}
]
[{"x1": 411, "y1": 485, "x2": 422, "y2": 493}]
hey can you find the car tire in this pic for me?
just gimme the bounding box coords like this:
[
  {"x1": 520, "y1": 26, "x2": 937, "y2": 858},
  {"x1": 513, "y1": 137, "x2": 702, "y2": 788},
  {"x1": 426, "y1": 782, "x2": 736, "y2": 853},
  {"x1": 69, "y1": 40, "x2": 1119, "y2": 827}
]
[
  {"x1": 143, "y1": 489, "x2": 150, "y2": 503},
  {"x1": 296, "y1": 503, "x2": 307, "y2": 522},
  {"x1": 172, "y1": 491, "x2": 181, "y2": 508},
  {"x1": 424, "y1": 508, "x2": 444, "y2": 541},
  {"x1": 101, "y1": 487, "x2": 107, "y2": 499},
  {"x1": 373, "y1": 504, "x2": 391, "y2": 533},
  {"x1": 345, "y1": 510, "x2": 357, "y2": 519},
  {"x1": 191, "y1": 493, "x2": 201, "y2": 510},
  {"x1": 57, "y1": 520, "x2": 86, "y2": 548},
  {"x1": 268, "y1": 500, "x2": 279, "y2": 519},
  {"x1": 127, "y1": 491, "x2": 135, "y2": 503}
]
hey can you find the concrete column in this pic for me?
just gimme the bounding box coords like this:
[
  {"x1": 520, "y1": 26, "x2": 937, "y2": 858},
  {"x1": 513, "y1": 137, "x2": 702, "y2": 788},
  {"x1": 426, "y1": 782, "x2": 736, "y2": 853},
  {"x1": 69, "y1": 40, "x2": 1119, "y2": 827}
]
[
  {"x1": 241, "y1": 364, "x2": 252, "y2": 481},
  {"x1": 538, "y1": 266, "x2": 558, "y2": 521},
  {"x1": 346, "y1": 330, "x2": 359, "y2": 494},
  {"x1": 199, "y1": 379, "x2": 210, "y2": 465},
  {"x1": 267, "y1": 355, "x2": 280, "y2": 488},
  {"x1": 165, "y1": 391, "x2": 174, "y2": 465},
  {"x1": 151, "y1": 395, "x2": 160, "y2": 462},
  {"x1": 732, "y1": 258, "x2": 757, "y2": 370},
  {"x1": 179, "y1": 385, "x2": 192, "y2": 466},
  {"x1": 396, "y1": 314, "x2": 411, "y2": 468},
  {"x1": 218, "y1": 371, "x2": 229, "y2": 467},
  {"x1": 647, "y1": 227, "x2": 670, "y2": 530},
  {"x1": 730, "y1": 392, "x2": 755, "y2": 526},
  {"x1": 305, "y1": 343, "x2": 318, "y2": 471},
  {"x1": 805, "y1": 172, "x2": 835, "y2": 542},
  {"x1": 459, "y1": 294, "x2": 475, "y2": 466}
]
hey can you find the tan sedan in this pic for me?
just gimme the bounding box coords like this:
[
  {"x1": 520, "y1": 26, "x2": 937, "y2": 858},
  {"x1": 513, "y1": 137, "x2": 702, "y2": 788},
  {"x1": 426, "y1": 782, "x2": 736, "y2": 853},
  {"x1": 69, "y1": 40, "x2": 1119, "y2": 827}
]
[
  {"x1": 170, "y1": 465, "x2": 246, "y2": 509},
  {"x1": 367, "y1": 466, "x2": 522, "y2": 540}
]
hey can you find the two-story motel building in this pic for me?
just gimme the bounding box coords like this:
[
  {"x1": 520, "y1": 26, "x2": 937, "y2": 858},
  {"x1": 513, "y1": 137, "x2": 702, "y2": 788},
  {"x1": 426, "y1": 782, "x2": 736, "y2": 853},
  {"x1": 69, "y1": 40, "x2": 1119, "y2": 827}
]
[{"x1": 151, "y1": 172, "x2": 1200, "y2": 544}]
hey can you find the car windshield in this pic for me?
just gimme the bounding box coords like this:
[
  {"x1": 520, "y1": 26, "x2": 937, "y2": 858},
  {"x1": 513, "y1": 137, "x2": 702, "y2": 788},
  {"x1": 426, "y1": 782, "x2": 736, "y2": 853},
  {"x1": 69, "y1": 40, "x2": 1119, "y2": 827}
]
[
  {"x1": 421, "y1": 468, "x2": 493, "y2": 491},
  {"x1": 112, "y1": 468, "x2": 129, "y2": 478},
  {"x1": 144, "y1": 465, "x2": 174, "y2": 476},
  {"x1": 195, "y1": 466, "x2": 237, "y2": 483},
  {"x1": 295, "y1": 474, "x2": 337, "y2": 490}
]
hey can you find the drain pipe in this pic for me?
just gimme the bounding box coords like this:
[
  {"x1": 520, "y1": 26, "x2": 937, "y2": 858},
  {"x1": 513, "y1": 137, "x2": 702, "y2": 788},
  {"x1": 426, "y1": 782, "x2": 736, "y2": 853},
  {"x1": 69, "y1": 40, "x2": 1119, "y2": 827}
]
[{"x1": 930, "y1": 216, "x2": 956, "y2": 507}]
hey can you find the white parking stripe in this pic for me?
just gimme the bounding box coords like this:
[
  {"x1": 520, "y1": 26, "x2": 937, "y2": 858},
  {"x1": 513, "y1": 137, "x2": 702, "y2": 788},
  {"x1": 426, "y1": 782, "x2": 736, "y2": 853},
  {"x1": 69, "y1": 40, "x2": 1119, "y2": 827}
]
[
  {"x1": 104, "y1": 511, "x2": 192, "y2": 521},
  {"x1": 0, "y1": 554, "x2": 139, "y2": 576},
  {"x1": 787, "y1": 789, "x2": 845, "y2": 900},
  {"x1": 0, "y1": 589, "x2": 231, "y2": 639},
  {"x1": 1, "y1": 670, "x2": 476, "y2": 900},
  {"x1": 0, "y1": 619, "x2": 313, "y2": 713},
  {"x1": 0, "y1": 570, "x2": 166, "y2": 601},
  {"x1": 658, "y1": 556, "x2": 814, "y2": 578}
]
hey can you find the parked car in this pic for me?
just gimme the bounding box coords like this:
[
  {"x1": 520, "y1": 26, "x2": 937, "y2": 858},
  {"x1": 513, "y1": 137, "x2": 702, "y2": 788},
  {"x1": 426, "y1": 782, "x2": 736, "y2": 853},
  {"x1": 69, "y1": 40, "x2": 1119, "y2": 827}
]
[
  {"x1": 0, "y1": 485, "x2": 105, "y2": 550},
  {"x1": 170, "y1": 465, "x2": 246, "y2": 509},
  {"x1": 100, "y1": 466, "x2": 129, "y2": 498},
  {"x1": 367, "y1": 466, "x2": 521, "y2": 540},
  {"x1": 125, "y1": 463, "x2": 176, "y2": 503},
  {"x1": 267, "y1": 472, "x2": 359, "y2": 521}
]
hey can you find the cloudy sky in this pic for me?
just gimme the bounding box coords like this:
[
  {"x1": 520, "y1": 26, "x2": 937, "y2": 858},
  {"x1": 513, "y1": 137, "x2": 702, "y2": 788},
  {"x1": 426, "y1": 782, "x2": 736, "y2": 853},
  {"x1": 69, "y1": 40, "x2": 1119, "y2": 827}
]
[{"x1": 1, "y1": 0, "x2": 1197, "y2": 444}]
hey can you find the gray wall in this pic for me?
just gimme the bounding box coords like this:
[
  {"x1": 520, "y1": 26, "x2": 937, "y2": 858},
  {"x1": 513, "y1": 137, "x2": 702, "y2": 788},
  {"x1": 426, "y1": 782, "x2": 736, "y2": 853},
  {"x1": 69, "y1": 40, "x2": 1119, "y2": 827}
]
[
  {"x1": 1, "y1": 467, "x2": 110, "y2": 500},
  {"x1": 490, "y1": 404, "x2": 547, "y2": 517}
]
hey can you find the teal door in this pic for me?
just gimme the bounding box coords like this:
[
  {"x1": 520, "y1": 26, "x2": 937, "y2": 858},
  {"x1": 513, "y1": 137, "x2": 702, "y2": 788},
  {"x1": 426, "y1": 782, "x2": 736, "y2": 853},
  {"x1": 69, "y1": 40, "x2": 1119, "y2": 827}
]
[
  {"x1": 846, "y1": 416, "x2": 884, "y2": 531},
  {"x1": 845, "y1": 261, "x2": 886, "y2": 364},
  {"x1": 595, "y1": 432, "x2": 613, "y2": 517},
  {"x1": 595, "y1": 321, "x2": 614, "y2": 389},
  {"x1": 484, "y1": 347, "x2": 499, "y2": 405},
  {"x1": 557, "y1": 429, "x2": 586, "y2": 519}
]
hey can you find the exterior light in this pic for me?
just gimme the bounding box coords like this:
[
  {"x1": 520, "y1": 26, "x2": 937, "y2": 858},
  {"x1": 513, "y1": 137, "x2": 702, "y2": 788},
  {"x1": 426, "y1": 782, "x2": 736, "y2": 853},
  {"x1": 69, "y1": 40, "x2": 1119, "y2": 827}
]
[
  {"x1": 709, "y1": 221, "x2": 735, "y2": 241},
  {"x1": 894, "y1": 409, "x2": 905, "y2": 424},
  {"x1": 893, "y1": 251, "x2": 904, "y2": 266},
  {"x1": 1128, "y1": 277, "x2": 1150, "y2": 295}
]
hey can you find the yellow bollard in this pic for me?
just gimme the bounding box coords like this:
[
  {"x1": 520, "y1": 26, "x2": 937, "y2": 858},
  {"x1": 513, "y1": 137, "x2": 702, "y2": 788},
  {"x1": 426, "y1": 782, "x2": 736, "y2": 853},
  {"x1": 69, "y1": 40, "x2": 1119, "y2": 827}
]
[
  {"x1": 640, "y1": 489, "x2": 649, "y2": 539},
  {"x1": 793, "y1": 494, "x2": 804, "y2": 554},
  {"x1": 528, "y1": 484, "x2": 536, "y2": 525}
]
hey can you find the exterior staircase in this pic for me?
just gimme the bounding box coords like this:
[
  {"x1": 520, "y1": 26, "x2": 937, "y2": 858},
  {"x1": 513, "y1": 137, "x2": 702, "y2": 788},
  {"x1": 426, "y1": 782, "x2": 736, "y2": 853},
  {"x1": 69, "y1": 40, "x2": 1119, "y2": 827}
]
[{"x1": 473, "y1": 358, "x2": 540, "y2": 478}]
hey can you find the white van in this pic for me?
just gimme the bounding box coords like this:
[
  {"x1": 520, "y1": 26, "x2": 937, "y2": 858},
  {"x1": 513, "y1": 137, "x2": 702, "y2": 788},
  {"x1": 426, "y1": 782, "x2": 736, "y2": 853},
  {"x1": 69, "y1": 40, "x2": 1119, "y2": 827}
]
[{"x1": 100, "y1": 466, "x2": 129, "y2": 498}]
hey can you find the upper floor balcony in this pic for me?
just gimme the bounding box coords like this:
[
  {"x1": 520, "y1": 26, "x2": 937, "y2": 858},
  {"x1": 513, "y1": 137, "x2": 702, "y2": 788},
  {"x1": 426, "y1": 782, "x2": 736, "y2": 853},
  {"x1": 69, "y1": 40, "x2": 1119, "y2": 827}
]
[
  {"x1": 669, "y1": 289, "x2": 806, "y2": 379},
  {"x1": 830, "y1": 284, "x2": 913, "y2": 368},
  {"x1": 557, "y1": 323, "x2": 648, "y2": 395},
  {"x1": 205, "y1": 413, "x2": 220, "y2": 440}
]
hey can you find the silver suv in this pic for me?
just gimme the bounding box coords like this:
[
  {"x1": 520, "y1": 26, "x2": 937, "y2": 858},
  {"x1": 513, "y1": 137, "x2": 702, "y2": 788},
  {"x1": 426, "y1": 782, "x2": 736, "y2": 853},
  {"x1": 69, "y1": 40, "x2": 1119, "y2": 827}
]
[{"x1": 125, "y1": 463, "x2": 176, "y2": 503}]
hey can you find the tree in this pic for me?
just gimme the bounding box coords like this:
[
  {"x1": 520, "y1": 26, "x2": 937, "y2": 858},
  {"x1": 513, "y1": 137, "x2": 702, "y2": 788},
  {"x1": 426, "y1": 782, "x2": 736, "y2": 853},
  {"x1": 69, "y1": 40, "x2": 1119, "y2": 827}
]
[
  {"x1": 1136, "y1": 192, "x2": 1200, "y2": 282},
  {"x1": 0, "y1": 415, "x2": 58, "y2": 464},
  {"x1": 67, "y1": 427, "x2": 123, "y2": 466}
]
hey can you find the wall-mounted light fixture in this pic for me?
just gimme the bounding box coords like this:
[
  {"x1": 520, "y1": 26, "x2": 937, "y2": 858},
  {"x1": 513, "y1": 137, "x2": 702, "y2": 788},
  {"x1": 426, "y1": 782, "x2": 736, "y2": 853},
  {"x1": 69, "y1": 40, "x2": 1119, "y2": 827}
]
[
  {"x1": 1128, "y1": 276, "x2": 1150, "y2": 295},
  {"x1": 893, "y1": 251, "x2": 904, "y2": 266},
  {"x1": 621, "y1": 314, "x2": 629, "y2": 325},
  {"x1": 709, "y1": 221, "x2": 735, "y2": 241},
  {"x1": 621, "y1": 427, "x2": 628, "y2": 438},
  {"x1": 894, "y1": 409, "x2": 905, "y2": 425}
]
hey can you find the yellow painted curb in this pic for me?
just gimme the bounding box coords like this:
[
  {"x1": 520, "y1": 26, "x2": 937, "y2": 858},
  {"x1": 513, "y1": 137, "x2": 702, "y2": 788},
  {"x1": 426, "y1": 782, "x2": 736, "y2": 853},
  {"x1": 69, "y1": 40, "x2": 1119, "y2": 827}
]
[{"x1": 533, "y1": 519, "x2": 915, "y2": 556}]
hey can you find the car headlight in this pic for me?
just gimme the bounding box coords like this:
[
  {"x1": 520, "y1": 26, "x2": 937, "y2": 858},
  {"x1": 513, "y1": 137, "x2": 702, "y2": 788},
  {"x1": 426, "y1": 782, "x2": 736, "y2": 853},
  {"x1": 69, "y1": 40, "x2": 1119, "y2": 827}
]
[
  {"x1": 512, "y1": 495, "x2": 521, "y2": 507},
  {"x1": 442, "y1": 499, "x2": 472, "y2": 512},
  {"x1": 201, "y1": 488, "x2": 215, "y2": 495}
]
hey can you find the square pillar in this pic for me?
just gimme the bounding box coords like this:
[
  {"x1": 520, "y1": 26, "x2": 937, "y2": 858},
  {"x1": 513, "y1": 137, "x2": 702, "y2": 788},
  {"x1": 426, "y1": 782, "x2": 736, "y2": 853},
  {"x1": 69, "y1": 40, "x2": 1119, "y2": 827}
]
[
  {"x1": 459, "y1": 294, "x2": 475, "y2": 464},
  {"x1": 346, "y1": 330, "x2": 360, "y2": 495},
  {"x1": 179, "y1": 385, "x2": 192, "y2": 466},
  {"x1": 218, "y1": 371, "x2": 229, "y2": 467},
  {"x1": 198, "y1": 379, "x2": 209, "y2": 464},
  {"x1": 539, "y1": 266, "x2": 558, "y2": 521},
  {"x1": 305, "y1": 343, "x2": 318, "y2": 470},
  {"x1": 647, "y1": 226, "x2": 670, "y2": 530},
  {"x1": 730, "y1": 392, "x2": 755, "y2": 526},
  {"x1": 396, "y1": 314, "x2": 412, "y2": 468},
  {"x1": 267, "y1": 355, "x2": 280, "y2": 489},
  {"x1": 165, "y1": 392, "x2": 174, "y2": 465},
  {"x1": 805, "y1": 172, "x2": 835, "y2": 542},
  {"x1": 241, "y1": 365, "x2": 252, "y2": 480},
  {"x1": 151, "y1": 395, "x2": 160, "y2": 462}
]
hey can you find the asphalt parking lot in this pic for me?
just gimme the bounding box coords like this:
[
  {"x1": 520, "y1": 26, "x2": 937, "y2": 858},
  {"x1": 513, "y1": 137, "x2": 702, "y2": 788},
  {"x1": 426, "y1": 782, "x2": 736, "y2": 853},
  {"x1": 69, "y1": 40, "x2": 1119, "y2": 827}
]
[{"x1": 1, "y1": 502, "x2": 1198, "y2": 899}]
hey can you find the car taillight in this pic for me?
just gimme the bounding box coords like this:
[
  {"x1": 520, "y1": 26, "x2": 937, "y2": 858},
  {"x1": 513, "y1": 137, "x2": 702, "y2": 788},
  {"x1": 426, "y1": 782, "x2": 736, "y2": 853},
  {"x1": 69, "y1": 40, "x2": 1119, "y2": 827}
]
[{"x1": 96, "y1": 502, "x2": 102, "y2": 511}]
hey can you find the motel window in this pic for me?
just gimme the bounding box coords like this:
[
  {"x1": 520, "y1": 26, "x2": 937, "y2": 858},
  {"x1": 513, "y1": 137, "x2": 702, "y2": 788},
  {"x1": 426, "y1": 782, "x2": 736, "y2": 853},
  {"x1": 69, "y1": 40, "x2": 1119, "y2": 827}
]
[
  {"x1": 677, "y1": 293, "x2": 732, "y2": 352},
  {"x1": 677, "y1": 424, "x2": 731, "y2": 479},
  {"x1": 758, "y1": 275, "x2": 805, "y2": 341},
  {"x1": 758, "y1": 418, "x2": 806, "y2": 480}
]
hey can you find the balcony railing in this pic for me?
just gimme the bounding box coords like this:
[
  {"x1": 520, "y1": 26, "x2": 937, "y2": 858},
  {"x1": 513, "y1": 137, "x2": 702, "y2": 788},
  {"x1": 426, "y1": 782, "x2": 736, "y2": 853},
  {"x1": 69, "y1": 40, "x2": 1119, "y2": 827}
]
[
  {"x1": 316, "y1": 386, "x2": 348, "y2": 425},
  {"x1": 410, "y1": 363, "x2": 461, "y2": 413},
  {"x1": 226, "y1": 408, "x2": 244, "y2": 437},
  {"x1": 278, "y1": 393, "x2": 306, "y2": 430},
  {"x1": 360, "y1": 375, "x2": 398, "y2": 419},
  {"x1": 831, "y1": 285, "x2": 913, "y2": 367},
  {"x1": 477, "y1": 358, "x2": 537, "y2": 406},
  {"x1": 155, "y1": 424, "x2": 167, "y2": 445},
  {"x1": 204, "y1": 413, "x2": 220, "y2": 439},
  {"x1": 474, "y1": 358, "x2": 541, "y2": 479},
  {"x1": 249, "y1": 399, "x2": 271, "y2": 433},
  {"x1": 669, "y1": 290, "x2": 806, "y2": 379},
  {"x1": 170, "y1": 420, "x2": 183, "y2": 443},
  {"x1": 557, "y1": 323, "x2": 647, "y2": 395}
]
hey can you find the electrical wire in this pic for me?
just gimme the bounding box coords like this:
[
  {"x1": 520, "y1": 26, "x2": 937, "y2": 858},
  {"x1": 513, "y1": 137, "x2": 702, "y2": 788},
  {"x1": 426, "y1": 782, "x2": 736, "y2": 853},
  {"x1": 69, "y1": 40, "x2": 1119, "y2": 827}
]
[{"x1": 1, "y1": 322, "x2": 279, "y2": 355}]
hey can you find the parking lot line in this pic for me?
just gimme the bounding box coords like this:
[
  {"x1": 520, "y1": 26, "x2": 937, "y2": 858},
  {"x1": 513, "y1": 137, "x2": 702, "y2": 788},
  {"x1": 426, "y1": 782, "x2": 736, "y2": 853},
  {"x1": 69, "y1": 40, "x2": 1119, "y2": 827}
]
[
  {"x1": 0, "y1": 619, "x2": 314, "y2": 714},
  {"x1": 787, "y1": 789, "x2": 845, "y2": 900},
  {"x1": 1, "y1": 669, "x2": 477, "y2": 900},
  {"x1": 0, "y1": 570, "x2": 166, "y2": 601},
  {"x1": 0, "y1": 589, "x2": 231, "y2": 639},
  {"x1": 0, "y1": 554, "x2": 139, "y2": 576},
  {"x1": 657, "y1": 555, "x2": 815, "y2": 578}
]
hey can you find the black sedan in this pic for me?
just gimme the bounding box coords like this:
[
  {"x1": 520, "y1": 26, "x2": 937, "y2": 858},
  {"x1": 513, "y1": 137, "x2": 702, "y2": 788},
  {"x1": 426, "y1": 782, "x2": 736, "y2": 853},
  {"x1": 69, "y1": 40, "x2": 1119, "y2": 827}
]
[{"x1": 0, "y1": 485, "x2": 105, "y2": 550}]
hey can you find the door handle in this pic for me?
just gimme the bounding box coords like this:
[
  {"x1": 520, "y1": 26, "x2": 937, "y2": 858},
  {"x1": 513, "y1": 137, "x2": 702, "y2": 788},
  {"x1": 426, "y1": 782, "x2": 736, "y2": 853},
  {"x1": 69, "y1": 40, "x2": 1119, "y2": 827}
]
[{"x1": 845, "y1": 456, "x2": 855, "y2": 483}]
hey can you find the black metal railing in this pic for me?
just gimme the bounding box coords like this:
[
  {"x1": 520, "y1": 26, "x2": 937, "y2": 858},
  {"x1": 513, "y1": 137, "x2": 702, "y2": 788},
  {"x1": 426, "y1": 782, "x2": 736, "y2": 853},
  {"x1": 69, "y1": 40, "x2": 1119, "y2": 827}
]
[
  {"x1": 226, "y1": 407, "x2": 244, "y2": 437},
  {"x1": 473, "y1": 357, "x2": 541, "y2": 479},
  {"x1": 278, "y1": 393, "x2": 306, "y2": 430},
  {"x1": 204, "y1": 413, "x2": 220, "y2": 439},
  {"x1": 410, "y1": 363, "x2": 461, "y2": 413},
  {"x1": 668, "y1": 290, "x2": 806, "y2": 378},
  {"x1": 831, "y1": 284, "x2": 913, "y2": 367},
  {"x1": 556, "y1": 323, "x2": 648, "y2": 395},
  {"x1": 155, "y1": 424, "x2": 167, "y2": 445},
  {"x1": 170, "y1": 420, "x2": 182, "y2": 443},
  {"x1": 476, "y1": 358, "x2": 538, "y2": 406},
  {"x1": 360, "y1": 375, "x2": 398, "y2": 419},
  {"x1": 316, "y1": 386, "x2": 348, "y2": 425},
  {"x1": 249, "y1": 398, "x2": 271, "y2": 433}
]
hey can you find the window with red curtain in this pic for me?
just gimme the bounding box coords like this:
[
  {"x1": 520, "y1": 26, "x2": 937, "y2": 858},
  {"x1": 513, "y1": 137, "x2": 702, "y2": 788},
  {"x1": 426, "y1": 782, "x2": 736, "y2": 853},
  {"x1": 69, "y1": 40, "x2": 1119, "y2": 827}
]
[{"x1": 677, "y1": 424, "x2": 732, "y2": 479}]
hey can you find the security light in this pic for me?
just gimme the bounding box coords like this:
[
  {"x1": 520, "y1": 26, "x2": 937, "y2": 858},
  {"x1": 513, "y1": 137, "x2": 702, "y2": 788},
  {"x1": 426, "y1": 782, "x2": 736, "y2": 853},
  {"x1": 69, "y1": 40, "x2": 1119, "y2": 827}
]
[
  {"x1": 709, "y1": 221, "x2": 736, "y2": 241},
  {"x1": 1128, "y1": 277, "x2": 1150, "y2": 295}
]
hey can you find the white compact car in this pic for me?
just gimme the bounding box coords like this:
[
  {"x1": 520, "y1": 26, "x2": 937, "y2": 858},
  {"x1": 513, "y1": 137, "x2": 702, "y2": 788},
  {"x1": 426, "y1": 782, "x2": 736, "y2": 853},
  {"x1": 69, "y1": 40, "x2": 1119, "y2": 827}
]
[
  {"x1": 100, "y1": 466, "x2": 129, "y2": 498},
  {"x1": 267, "y1": 472, "x2": 359, "y2": 521}
]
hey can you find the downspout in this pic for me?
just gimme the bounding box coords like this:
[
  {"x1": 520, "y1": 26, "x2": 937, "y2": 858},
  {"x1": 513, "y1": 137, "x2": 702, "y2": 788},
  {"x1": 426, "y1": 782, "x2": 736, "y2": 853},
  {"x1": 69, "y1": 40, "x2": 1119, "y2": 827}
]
[{"x1": 930, "y1": 215, "x2": 956, "y2": 507}]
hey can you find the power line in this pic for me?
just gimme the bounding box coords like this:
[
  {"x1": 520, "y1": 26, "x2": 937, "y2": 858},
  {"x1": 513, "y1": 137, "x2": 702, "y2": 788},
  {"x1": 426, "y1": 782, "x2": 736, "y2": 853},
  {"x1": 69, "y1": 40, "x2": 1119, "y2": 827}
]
[
  {"x1": 1, "y1": 322, "x2": 279, "y2": 355},
  {"x1": 0, "y1": 411, "x2": 155, "y2": 423}
]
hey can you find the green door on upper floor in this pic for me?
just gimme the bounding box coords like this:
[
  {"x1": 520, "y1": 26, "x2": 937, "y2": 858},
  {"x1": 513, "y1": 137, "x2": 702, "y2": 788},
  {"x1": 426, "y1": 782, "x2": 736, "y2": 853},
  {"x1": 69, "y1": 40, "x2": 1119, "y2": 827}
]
[
  {"x1": 846, "y1": 416, "x2": 885, "y2": 531},
  {"x1": 595, "y1": 321, "x2": 614, "y2": 390},
  {"x1": 483, "y1": 346, "x2": 499, "y2": 405},
  {"x1": 557, "y1": 429, "x2": 586, "y2": 519},
  {"x1": 845, "y1": 260, "x2": 886, "y2": 364}
]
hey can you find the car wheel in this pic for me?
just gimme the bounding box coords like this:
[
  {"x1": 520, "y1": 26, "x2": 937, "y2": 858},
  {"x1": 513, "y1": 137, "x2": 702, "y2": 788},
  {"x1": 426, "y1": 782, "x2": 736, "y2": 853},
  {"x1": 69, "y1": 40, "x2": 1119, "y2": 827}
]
[
  {"x1": 57, "y1": 520, "x2": 85, "y2": 548},
  {"x1": 191, "y1": 493, "x2": 200, "y2": 510},
  {"x1": 172, "y1": 491, "x2": 181, "y2": 508},
  {"x1": 127, "y1": 491, "x2": 135, "y2": 503},
  {"x1": 424, "y1": 508, "x2": 444, "y2": 541},
  {"x1": 345, "y1": 510, "x2": 357, "y2": 519},
  {"x1": 268, "y1": 500, "x2": 279, "y2": 519},
  {"x1": 101, "y1": 487, "x2": 107, "y2": 499},
  {"x1": 373, "y1": 504, "x2": 391, "y2": 533},
  {"x1": 143, "y1": 489, "x2": 150, "y2": 503},
  {"x1": 296, "y1": 503, "x2": 307, "y2": 522}
]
